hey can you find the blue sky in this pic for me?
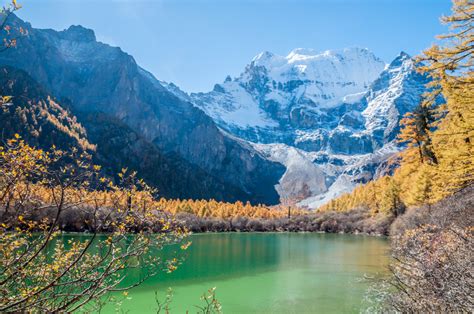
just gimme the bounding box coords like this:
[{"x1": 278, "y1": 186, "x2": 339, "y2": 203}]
[{"x1": 18, "y1": 0, "x2": 452, "y2": 92}]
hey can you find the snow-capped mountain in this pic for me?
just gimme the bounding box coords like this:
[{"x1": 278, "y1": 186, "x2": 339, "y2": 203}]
[
  {"x1": 186, "y1": 48, "x2": 431, "y2": 208},
  {"x1": 191, "y1": 48, "x2": 386, "y2": 144}
]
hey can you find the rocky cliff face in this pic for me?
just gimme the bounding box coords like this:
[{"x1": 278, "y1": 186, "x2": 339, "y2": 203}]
[
  {"x1": 0, "y1": 15, "x2": 285, "y2": 204},
  {"x1": 361, "y1": 52, "x2": 431, "y2": 144},
  {"x1": 189, "y1": 48, "x2": 431, "y2": 208}
]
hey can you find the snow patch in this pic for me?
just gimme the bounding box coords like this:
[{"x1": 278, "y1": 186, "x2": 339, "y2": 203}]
[
  {"x1": 192, "y1": 82, "x2": 278, "y2": 128},
  {"x1": 252, "y1": 143, "x2": 327, "y2": 200}
]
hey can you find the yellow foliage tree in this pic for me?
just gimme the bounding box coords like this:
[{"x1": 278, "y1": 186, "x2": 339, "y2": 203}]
[
  {"x1": 418, "y1": 0, "x2": 474, "y2": 199},
  {"x1": 0, "y1": 138, "x2": 188, "y2": 312}
]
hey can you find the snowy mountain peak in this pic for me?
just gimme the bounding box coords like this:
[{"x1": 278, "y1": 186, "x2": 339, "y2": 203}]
[
  {"x1": 192, "y1": 47, "x2": 390, "y2": 134},
  {"x1": 288, "y1": 48, "x2": 319, "y2": 56},
  {"x1": 252, "y1": 51, "x2": 277, "y2": 63},
  {"x1": 243, "y1": 47, "x2": 386, "y2": 91},
  {"x1": 396, "y1": 50, "x2": 411, "y2": 59},
  {"x1": 248, "y1": 47, "x2": 385, "y2": 76},
  {"x1": 389, "y1": 51, "x2": 413, "y2": 68}
]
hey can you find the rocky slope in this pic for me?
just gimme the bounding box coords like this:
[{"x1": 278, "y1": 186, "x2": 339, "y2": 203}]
[{"x1": 0, "y1": 15, "x2": 285, "y2": 204}]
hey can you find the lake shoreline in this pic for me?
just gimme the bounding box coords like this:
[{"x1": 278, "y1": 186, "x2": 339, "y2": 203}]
[
  {"x1": 186, "y1": 229, "x2": 389, "y2": 237},
  {"x1": 175, "y1": 208, "x2": 394, "y2": 236},
  {"x1": 4, "y1": 206, "x2": 394, "y2": 236}
]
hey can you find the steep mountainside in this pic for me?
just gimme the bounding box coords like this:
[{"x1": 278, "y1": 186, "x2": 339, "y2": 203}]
[
  {"x1": 189, "y1": 49, "x2": 431, "y2": 207},
  {"x1": 0, "y1": 66, "x2": 273, "y2": 201},
  {"x1": 0, "y1": 15, "x2": 284, "y2": 204}
]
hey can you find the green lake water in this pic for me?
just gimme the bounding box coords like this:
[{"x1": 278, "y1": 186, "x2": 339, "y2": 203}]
[{"x1": 102, "y1": 233, "x2": 389, "y2": 314}]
